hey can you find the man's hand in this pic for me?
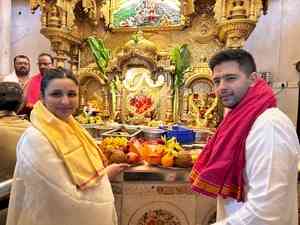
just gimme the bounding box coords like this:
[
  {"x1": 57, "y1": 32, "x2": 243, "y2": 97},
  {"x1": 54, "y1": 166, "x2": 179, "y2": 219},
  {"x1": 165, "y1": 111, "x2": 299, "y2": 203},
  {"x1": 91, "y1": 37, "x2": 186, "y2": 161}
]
[{"x1": 106, "y1": 163, "x2": 129, "y2": 180}]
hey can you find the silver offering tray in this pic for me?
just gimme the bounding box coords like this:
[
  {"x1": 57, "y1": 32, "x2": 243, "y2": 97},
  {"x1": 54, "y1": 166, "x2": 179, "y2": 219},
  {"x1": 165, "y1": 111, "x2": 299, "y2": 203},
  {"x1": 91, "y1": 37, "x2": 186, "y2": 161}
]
[
  {"x1": 81, "y1": 124, "x2": 116, "y2": 138},
  {"x1": 101, "y1": 126, "x2": 142, "y2": 138},
  {"x1": 181, "y1": 143, "x2": 205, "y2": 150}
]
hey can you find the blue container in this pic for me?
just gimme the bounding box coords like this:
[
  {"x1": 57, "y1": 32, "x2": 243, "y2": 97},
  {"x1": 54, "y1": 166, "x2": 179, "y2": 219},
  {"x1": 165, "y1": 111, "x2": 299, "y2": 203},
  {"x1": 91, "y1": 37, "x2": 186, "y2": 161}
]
[{"x1": 166, "y1": 125, "x2": 195, "y2": 144}]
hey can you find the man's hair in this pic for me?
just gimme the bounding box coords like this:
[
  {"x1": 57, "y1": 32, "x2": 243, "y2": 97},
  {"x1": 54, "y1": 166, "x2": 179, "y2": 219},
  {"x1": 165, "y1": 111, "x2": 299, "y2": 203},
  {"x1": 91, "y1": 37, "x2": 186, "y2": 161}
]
[
  {"x1": 0, "y1": 82, "x2": 23, "y2": 112},
  {"x1": 38, "y1": 53, "x2": 54, "y2": 64},
  {"x1": 14, "y1": 55, "x2": 30, "y2": 65},
  {"x1": 209, "y1": 49, "x2": 257, "y2": 76},
  {"x1": 41, "y1": 67, "x2": 79, "y2": 97}
]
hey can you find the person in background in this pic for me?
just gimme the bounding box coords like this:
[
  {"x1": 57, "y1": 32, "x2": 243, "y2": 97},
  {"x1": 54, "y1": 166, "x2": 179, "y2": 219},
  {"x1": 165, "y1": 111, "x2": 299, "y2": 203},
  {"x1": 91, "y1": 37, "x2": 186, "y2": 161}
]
[
  {"x1": 0, "y1": 82, "x2": 30, "y2": 225},
  {"x1": 190, "y1": 49, "x2": 300, "y2": 225},
  {"x1": 0, "y1": 82, "x2": 30, "y2": 181},
  {"x1": 6, "y1": 68, "x2": 128, "y2": 225},
  {"x1": 24, "y1": 53, "x2": 54, "y2": 110},
  {"x1": 2, "y1": 55, "x2": 31, "y2": 89}
]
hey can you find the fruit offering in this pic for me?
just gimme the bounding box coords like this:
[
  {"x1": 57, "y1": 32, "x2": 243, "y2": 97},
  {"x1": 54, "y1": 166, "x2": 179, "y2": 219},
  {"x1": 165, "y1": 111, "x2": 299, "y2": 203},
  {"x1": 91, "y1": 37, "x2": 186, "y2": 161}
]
[
  {"x1": 140, "y1": 137, "x2": 195, "y2": 168},
  {"x1": 76, "y1": 102, "x2": 104, "y2": 124},
  {"x1": 99, "y1": 137, "x2": 142, "y2": 165},
  {"x1": 98, "y1": 136, "x2": 199, "y2": 168},
  {"x1": 76, "y1": 113, "x2": 102, "y2": 124}
]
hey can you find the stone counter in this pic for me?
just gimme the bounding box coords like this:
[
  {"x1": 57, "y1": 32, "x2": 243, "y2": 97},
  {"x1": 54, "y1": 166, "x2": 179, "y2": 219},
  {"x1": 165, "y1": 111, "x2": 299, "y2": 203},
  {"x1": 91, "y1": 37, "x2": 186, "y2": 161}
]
[{"x1": 111, "y1": 165, "x2": 216, "y2": 225}]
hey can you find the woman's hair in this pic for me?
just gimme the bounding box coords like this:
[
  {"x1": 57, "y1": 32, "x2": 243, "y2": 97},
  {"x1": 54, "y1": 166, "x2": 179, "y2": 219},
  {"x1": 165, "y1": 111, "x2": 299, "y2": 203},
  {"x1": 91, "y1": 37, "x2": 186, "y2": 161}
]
[
  {"x1": 41, "y1": 67, "x2": 79, "y2": 97},
  {"x1": 0, "y1": 82, "x2": 23, "y2": 112}
]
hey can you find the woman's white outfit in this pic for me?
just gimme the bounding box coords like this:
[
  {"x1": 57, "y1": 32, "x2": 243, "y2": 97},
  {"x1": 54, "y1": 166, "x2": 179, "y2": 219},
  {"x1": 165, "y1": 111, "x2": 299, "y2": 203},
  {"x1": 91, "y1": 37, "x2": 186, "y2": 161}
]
[{"x1": 6, "y1": 126, "x2": 117, "y2": 225}]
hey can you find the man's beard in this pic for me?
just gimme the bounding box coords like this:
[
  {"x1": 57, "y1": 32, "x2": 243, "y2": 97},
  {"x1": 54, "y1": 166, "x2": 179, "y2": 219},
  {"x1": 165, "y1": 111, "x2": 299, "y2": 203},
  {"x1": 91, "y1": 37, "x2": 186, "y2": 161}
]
[{"x1": 16, "y1": 68, "x2": 29, "y2": 77}]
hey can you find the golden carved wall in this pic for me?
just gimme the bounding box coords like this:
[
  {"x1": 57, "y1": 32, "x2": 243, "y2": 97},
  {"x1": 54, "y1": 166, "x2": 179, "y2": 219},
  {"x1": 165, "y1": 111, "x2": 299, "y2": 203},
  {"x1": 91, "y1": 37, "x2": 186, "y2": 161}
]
[
  {"x1": 29, "y1": 0, "x2": 268, "y2": 126},
  {"x1": 29, "y1": 0, "x2": 267, "y2": 71}
]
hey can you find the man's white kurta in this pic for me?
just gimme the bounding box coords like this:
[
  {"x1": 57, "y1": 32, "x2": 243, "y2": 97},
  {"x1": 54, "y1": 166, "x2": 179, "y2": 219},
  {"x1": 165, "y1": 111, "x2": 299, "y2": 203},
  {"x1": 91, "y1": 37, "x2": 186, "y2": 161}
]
[
  {"x1": 213, "y1": 108, "x2": 300, "y2": 225},
  {"x1": 6, "y1": 126, "x2": 117, "y2": 225},
  {"x1": 2, "y1": 72, "x2": 19, "y2": 83}
]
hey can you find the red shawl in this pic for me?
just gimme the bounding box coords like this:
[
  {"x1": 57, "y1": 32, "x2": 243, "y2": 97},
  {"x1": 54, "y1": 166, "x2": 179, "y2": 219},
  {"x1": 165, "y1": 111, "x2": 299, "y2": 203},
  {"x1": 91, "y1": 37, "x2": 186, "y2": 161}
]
[
  {"x1": 24, "y1": 73, "x2": 42, "y2": 108},
  {"x1": 190, "y1": 79, "x2": 277, "y2": 202}
]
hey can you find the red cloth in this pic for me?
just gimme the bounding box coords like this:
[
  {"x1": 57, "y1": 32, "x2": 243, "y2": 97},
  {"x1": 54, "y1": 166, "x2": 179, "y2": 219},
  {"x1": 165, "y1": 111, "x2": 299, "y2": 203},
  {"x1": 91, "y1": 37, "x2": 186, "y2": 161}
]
[
  {"x1": 24, "y1": 73, "x2": 42, "y2": 108},
  {"x1": 190, "y1": 79, "x2": 277, "y2": 202}
]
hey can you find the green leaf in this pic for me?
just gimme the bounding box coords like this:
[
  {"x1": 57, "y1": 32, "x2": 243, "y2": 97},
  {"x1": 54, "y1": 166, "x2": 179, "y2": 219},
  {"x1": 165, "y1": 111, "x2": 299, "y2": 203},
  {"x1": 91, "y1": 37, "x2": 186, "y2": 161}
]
[
  {"x1": 86, "y1": 36, "x2": 111, "y2": 80},
  {"x1": 170, "y1": 44, "x2": 191, "y2": 121},
  {"x1": 170, "y1": 44, "x2": 191, "y2": 88}
]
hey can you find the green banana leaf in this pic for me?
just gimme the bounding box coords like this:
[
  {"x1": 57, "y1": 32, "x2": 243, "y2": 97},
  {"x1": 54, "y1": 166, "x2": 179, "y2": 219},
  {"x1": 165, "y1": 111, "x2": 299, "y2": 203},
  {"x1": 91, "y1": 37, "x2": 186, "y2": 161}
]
[
  {"x1": 86, "y1": 37, "x2": 110, "y2": 81},
  {"x1": 170, "y1": 44, "x2": 191, "y2": 88},
  {"x1": 170, "y1": 44, "x2": 191, "y2": 121}
]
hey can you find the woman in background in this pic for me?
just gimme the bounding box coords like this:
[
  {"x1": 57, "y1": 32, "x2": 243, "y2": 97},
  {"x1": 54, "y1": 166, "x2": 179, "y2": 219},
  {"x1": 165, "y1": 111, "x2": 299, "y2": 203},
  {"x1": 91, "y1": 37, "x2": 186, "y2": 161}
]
[{"x1": 6, "y1": 68, "x2": 128, "y2": 225}]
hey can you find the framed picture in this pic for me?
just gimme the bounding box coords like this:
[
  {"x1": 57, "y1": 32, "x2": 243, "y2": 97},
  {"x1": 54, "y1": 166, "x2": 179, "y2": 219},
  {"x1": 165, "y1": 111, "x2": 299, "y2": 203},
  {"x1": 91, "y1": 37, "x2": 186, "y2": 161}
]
[{"x1": 107, "y1": 0, "x2": 189, "y2": 32}]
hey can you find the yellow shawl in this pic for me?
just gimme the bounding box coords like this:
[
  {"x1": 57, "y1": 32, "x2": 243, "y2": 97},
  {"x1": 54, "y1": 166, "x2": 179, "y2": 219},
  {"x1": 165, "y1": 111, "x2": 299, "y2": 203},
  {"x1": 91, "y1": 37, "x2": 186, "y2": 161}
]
[{"x1": 30, "y1": 101, "x2": 108, "y2": 190}]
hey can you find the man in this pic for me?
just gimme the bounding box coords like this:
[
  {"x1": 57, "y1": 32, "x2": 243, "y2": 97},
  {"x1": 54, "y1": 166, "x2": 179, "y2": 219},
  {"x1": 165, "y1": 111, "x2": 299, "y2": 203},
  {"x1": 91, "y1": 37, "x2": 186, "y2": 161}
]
[
  {"x1": 0, "y1": 82, "x2": 30, "y2": 182},
  {"x1": 24, "y1": 53, "x2": 54, "y2": 109},
  {"x1": 2, "y1": 55, "x2": 30, "y2": 89},
  {"x1": 190, "y1": 49, "x2": 300, "y2": 225}
]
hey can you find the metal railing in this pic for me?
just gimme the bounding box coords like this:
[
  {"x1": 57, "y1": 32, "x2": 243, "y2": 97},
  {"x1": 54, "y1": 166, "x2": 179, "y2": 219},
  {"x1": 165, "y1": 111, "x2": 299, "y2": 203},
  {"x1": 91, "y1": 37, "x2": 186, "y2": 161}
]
[
  {"x1": 0, "y1": 179, "x2": 12, "y2": 200},
  {"x1": 0, "y1": 179, "x2": 12, "y2": 210}
]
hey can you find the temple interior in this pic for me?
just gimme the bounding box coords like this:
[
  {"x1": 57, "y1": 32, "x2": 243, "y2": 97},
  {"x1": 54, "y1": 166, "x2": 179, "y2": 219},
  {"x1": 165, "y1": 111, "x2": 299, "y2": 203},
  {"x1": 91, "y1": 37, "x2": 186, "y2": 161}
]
[{"x1": 0, "y1": 0, "x2": 300, "y2": 225}]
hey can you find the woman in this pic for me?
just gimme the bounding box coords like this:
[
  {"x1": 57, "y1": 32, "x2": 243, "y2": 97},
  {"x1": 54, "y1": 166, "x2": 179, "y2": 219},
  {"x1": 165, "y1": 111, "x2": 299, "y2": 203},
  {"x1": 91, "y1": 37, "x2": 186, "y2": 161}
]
[{"x1": 6, "y1": 68, "x2": 128, "y2": 225}]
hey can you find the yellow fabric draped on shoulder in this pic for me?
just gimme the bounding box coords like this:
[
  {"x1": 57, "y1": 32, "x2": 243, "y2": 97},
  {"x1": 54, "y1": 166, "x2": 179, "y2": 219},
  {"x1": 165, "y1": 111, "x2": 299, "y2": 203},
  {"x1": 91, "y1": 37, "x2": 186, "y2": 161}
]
[{"x1": 30, "y1": 101, "x2": 108, "y2": 190}]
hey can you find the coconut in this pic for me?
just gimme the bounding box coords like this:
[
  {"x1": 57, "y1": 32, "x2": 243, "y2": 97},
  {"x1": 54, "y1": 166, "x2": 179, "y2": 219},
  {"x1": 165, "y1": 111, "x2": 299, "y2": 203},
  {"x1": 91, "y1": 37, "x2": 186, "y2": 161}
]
[
  {"x1": 109, "y1": 150, "x2": 127, "y2": 164},
  {"x1": 174, "y1": 151, "x2": 193, "y2": 168}
]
